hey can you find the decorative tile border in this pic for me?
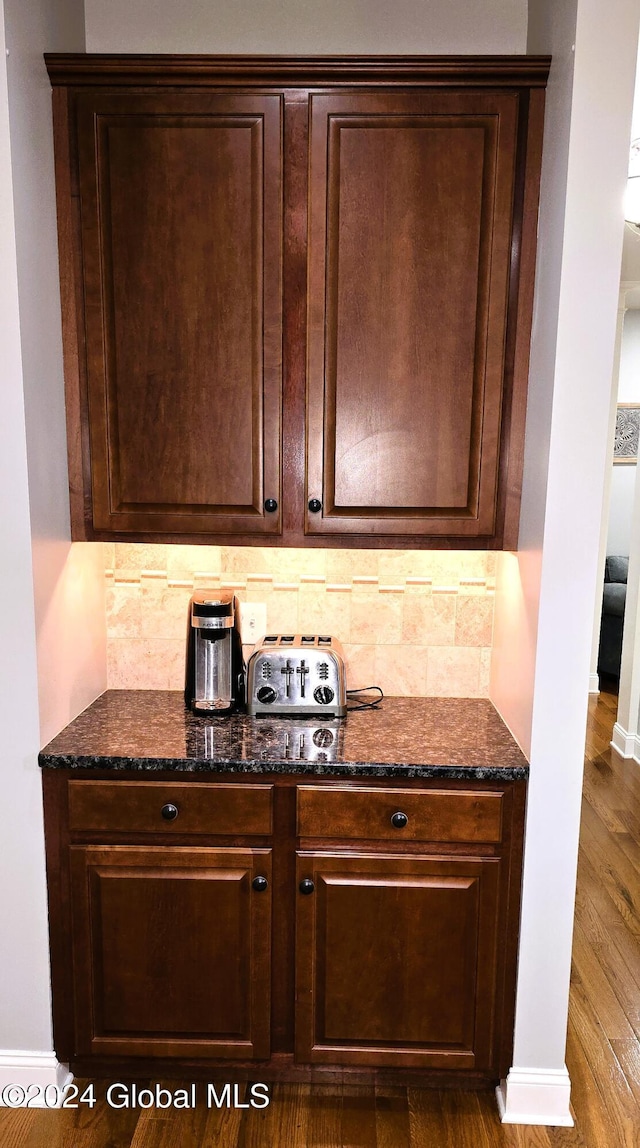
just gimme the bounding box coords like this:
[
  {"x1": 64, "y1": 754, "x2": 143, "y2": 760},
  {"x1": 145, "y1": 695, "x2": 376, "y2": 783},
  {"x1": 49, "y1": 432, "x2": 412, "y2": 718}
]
[{"x1": 105, "y1": 544, "x2": 496, "y2": 697}]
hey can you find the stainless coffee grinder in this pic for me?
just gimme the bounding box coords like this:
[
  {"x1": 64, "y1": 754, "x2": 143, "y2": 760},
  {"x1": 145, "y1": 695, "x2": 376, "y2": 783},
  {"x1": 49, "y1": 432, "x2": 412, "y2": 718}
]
[{"x1": 184, "y1": 590, "x2": 245, "y2": 714}]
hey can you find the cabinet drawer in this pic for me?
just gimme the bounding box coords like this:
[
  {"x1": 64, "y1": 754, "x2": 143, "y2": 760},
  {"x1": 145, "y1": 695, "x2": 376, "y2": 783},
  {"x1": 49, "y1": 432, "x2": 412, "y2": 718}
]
[
  {"x1": 68, "y1": 780, "x2": 273, "y2": 836},
  {"x1": 296, "y1": 785, "x2": 503, "y2": 844}
]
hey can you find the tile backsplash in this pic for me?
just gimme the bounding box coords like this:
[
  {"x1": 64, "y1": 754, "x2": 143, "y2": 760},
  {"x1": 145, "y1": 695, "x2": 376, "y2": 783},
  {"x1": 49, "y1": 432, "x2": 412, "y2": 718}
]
[{"x1": 105, "y1": 544, "x2": 496, "y2": 697}]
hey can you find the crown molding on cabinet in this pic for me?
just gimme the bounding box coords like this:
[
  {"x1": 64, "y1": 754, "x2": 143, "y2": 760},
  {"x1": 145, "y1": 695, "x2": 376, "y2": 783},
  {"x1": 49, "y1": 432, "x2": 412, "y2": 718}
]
[{"x1": 44, "y1": 53, "x2": 551, "y2": 88}]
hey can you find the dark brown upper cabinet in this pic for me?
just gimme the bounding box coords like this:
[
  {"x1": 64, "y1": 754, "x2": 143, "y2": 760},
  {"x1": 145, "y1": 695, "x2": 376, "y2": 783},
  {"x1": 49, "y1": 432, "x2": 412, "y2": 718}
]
[
  {"x1": 306, "y1": 91, "x2": 515, "y2": 540},
  {"x1": 70, "y1": 89, "x2": 282, "y2": 536},
  {"x1": 46, "y1": 55, "x2": 549, "y2": 548}
]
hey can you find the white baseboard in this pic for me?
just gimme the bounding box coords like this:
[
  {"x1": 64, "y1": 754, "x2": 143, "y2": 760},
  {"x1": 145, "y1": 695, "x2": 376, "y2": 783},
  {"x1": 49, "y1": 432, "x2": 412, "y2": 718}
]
[
  {"x1": 0, "y1": 1051, "x2": 72, "y2": 1107},
  {"x1": 611, "y1": 721, "x2": 640, "y2": 760},
  {"x1": 496, "y1": 1067, "x2": 573, "y2": 1126},
  {"x1": 588, "y1": 672, "x2": 600, "y2": 694}
]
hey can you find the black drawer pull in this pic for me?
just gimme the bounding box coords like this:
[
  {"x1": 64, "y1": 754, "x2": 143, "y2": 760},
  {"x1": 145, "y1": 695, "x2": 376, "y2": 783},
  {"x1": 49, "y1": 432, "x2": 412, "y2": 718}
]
[
  {"x1": 252, "y1": 876, "x2": 269, "y2": 893},
  {"x1": 161, "y1": 803, "x2": 179, "y2": 821},
  {"x1": 299, "y1": 878, "x2": 315, "y2": 895},
  {"x1": 264, "y1": 498, "x2": 278, "y2": 513},
  {"x1": 391, "y1": 811, "x2": 408, "y2": 829}
]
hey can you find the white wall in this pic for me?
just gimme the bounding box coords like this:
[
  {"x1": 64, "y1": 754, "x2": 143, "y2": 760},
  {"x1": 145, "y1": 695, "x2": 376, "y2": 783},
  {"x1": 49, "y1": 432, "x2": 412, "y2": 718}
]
[
  {"x1": 608, "y1": 466, "x2": 636, "y2": 555},
  {"x1": 620, "y1": 62, "x2": 640, "y2": 283},
  {"x1": 621, "y1": 227, "x2": 640, "y2": 280},
  {"x1": 492, "y1": 0, "x2": 639, "y2": 1125},
  {"x1": 607, "y1": 308, "x2": 640, "y2": 557},
  {"x1": 84, "y1": 0, "x2": 528, "y2": 54},
  {"x1": 0, "y1": 0, "x2": 106, "y2": 1082},
  {"x1": 490, "y1": 0, "x2": 579, "y2": 758},
  {"x1": 0, "y1": 1, "x2": 54, "y2": 1060},
  {"x1": 4, "y1": 0, "x2": 106, "y2": 749},
  {"x1": 615, "y1": 308, "x2": 640, "y2": 401}
]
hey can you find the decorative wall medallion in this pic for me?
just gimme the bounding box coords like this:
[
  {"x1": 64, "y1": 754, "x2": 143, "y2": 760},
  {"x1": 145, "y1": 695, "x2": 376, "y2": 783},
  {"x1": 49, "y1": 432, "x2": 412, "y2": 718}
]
[{"x1": 614, "y1": 403, "x2": 640, "y2": 464}]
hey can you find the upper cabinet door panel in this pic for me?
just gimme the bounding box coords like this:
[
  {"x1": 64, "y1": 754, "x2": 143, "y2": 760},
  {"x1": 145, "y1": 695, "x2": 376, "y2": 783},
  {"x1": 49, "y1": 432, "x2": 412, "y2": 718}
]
[
  {"x1": 76, "y1": 92, "x2": 283, "y2": 535},
  {"x1": 306, "y1": 91, "x2": 518, "y2": 538}
]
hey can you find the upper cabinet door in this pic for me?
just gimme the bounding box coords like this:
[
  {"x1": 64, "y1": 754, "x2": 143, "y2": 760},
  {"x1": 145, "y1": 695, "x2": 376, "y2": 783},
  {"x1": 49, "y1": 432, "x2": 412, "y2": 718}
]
[
  {"x1": 76, "y1": 91, "x2": 283, "y2": 535},
  {"x1": 305, "y1": 91, "x2": 518, "y2": 541}
]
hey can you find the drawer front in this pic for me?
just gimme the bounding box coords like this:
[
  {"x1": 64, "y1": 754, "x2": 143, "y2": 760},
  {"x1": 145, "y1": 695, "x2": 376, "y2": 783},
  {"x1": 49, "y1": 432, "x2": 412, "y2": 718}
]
[
  {"x1": 68, "y1": 780, "x2": 273, "y2": 836},
  {"x1": 297, "y1": 785, "x2": 503, "y2": 844}
]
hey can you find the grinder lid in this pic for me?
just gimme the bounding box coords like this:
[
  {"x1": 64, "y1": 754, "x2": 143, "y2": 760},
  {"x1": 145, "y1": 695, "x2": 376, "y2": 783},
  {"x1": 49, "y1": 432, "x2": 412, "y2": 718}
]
[{"x1": 191, "y1": 590, "x2": 235, "y2": 619}]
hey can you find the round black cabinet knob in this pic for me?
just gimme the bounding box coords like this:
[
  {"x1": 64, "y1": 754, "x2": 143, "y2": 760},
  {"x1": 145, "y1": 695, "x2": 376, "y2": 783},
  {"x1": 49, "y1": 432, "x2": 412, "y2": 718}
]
[
  {"x1": 161, "y1": 803, "x2": 179, "y2": 821},
  {"x1": 391, "y1": 811, "x2": 408, "y2": 829},
  {"x1": 299, "y1": 878, "x2": 315, "y2": 895},
  {"x1": 264, "y1": 498, "x2": 278, "y2": 513},
  {"x1": 252, "y1": 876, "x2": 268, "y2": 893},
  {"x1": 313, "y1": 685, "x2": 335, "y2": 705},
  {"x1": 308, "y1": 498, "x2": 322, "y2": 513},
  {"x1": 256, "y1": 685, "x2": 277, "y2": 704}
]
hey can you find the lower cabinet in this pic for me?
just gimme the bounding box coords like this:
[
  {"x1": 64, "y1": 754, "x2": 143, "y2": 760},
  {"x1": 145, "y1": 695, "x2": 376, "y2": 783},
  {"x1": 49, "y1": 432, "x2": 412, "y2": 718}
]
[
  {"x1": 294, "y1": 851, "x2": 500, "y2": 1070},
  {"x1": 69, "y1": 845, "x2": 272, "y2": 1060},
  {"x1": 43, "y1": 773, "x2": 525, "y2": 1082}
]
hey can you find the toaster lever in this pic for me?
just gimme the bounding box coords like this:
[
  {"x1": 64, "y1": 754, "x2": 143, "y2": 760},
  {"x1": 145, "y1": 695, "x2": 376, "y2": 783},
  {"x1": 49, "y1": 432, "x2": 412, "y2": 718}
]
[
  {"x1": 280, "y1": 658, "x2": 294, "y2": 697},
  {"x1": 296, "y1": 659, "x2": 309, "y2": 698}
]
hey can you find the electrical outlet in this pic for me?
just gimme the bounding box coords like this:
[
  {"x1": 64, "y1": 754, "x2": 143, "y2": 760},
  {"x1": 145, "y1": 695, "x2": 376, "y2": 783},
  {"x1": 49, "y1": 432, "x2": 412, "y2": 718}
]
[{"x1": 239, "y1": 602, "x2": 267, "y2": 646}]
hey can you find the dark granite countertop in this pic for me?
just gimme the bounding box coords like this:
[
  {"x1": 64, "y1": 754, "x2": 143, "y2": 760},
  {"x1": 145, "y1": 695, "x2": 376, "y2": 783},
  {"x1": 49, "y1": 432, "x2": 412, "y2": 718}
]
[{"x1": 38, "y1": 691, "x2": 528, "y2": 780}]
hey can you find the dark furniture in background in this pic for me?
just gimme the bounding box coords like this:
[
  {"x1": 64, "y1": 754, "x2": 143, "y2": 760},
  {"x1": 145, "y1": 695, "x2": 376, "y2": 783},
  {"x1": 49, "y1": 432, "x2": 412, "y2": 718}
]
[{"x1": 598, "y1": 555, "x2": 628, "y2": 679}]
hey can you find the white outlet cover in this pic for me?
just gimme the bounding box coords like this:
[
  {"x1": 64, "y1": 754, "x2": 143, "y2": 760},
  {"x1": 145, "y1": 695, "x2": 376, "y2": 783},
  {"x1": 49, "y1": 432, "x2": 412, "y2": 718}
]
[{"x1": 239, "y1": 602, "x2": 267, "y2": 644}]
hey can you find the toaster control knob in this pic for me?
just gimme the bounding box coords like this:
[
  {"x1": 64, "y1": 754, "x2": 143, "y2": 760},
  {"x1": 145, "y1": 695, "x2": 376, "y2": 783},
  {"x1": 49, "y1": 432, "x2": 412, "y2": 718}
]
[
  {"x1": 313, "y1": 685, "x2": 335, "y2": 705},
  {"x1": 256, "y1": 685, "x2": 277, "y2": 704},
  {"x1": 313, "y1": 728, "x2": 334, "y2": 747}
]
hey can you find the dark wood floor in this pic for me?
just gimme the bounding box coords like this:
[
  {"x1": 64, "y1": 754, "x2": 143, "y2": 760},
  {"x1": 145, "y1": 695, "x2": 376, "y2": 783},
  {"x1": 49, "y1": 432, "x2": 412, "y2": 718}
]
[{"x1": 2, "y1": 682, "x2": 638, "y2": 1147}]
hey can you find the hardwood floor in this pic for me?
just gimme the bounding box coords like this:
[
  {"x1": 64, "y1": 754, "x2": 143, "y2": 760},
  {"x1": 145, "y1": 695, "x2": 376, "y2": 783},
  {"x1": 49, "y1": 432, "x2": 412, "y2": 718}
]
[{"x1": 2, "y1": 682, "x2": 638, "y2": 1146}]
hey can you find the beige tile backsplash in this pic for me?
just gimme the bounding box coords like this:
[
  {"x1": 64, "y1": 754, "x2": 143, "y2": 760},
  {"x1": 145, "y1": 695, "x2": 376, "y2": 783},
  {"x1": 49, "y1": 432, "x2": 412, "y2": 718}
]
[{"x1": 105, "y1": 544, "x2": 496, "y2": 696}]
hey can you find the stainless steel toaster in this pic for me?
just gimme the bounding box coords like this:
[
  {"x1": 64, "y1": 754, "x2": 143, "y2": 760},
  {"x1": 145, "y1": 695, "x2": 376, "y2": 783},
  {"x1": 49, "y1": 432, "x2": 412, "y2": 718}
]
[{"x1": 246, "y1": 635, "x2": 347, "y2": 717}]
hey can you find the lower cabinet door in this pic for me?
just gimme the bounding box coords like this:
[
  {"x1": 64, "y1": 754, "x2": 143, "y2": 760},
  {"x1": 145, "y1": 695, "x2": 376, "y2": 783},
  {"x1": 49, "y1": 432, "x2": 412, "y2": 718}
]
[
  {"x1": 295, "y1": 851, "x2": 500, "y2": 1070},
  {"x1": 70, "y1": 845, "x2": 272, "y2": 1059}
]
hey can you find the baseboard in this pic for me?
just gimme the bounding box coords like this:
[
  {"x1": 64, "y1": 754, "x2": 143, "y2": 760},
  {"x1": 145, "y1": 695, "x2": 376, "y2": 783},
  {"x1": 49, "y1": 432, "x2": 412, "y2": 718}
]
[
  {"x1": 496, "y1": 1067, "x2": 573, "y2": 1126},
  {"x1": 0, "y1": 1051, "x2": 72, "y2": 1107},
  {"x1": 611, "y1": 721, "x2": 640, "y2": 760},
  {"x1": 588, "y1": 672, "x2": 600, "y2": 694}
]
